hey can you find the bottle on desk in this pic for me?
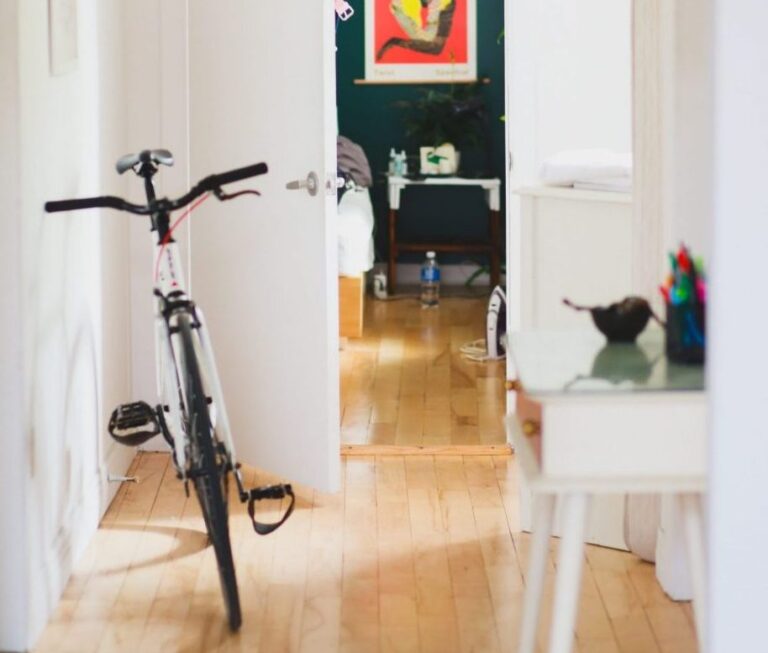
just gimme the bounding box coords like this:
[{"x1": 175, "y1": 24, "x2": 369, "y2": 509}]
[
  {"x1": 420, "y1": 251, "x2": 440, "y2": 308},
  {"x1": 398, "y1": 150, "x2": 408, "y2": 176}
]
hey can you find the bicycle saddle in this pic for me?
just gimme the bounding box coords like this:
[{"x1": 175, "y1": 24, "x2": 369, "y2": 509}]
[{"x1": 116, "y1": 149, "x2": 174, "y2": 175}]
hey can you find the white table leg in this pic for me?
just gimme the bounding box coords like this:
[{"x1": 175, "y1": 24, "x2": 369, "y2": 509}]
[
  {"x1": 680, "y1": 493, "x2": 707, "y2": 651},
  {"x1": 518, "y1": 492, "x2": 556, "y2": 653},
  {"x1": 656, "y1": 493, "x2": 693, "y2": 599},
  {"x1": 548, "y1": 493, "x2": 590, "y2": 653}
]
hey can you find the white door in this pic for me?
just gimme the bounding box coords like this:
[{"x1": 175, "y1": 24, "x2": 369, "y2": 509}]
[{"x1": 185, "y1": 1, "x2": 340, "y2": 491}]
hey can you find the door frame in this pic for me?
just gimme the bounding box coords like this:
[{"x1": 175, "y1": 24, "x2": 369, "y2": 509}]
[{"x1": 503, "y1": 0, "x2": 538, "y2": 421}]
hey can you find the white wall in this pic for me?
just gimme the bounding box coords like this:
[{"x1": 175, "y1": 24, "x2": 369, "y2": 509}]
[
  {"x1": 125, "y1": 1, "x2": 192, "y2": 418},
  {"x1": 709, "y1": 1, "x2": 768, "y2": 650},
  {"x1": 0, "y1": 0, "x2": 28, "y2": 649},
  {"x1": 667, "y1": 0, "x2": 713, "y2": 260},
  {"x1": 633, "y1": 0, "x2": 714, "y2": 301},
  {"x1": 505, "y1": 0, "x2": 632, "y2": 349},
  {"x1": 506, "y1": 0, "x2": 632, "y2": 189},
  {"x1": 0, "y1": 1, "x2": 136, "y2": 649}
]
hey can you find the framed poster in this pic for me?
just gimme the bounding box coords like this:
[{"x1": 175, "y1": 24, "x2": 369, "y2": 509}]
[{"x1": 365, "y1": 0, "x2": 477, "y2": 83}]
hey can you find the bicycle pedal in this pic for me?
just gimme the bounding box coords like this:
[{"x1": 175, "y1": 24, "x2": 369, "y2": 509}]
[
  {"x1": 108, "y1": 401, "x2": 161, "y2": 447},
  {"x1": 245, "y1": 484, "x2": 296, "y2": 535},
  {"x1": 248, "y1": 483, "x2": 293, "y2": 502}
]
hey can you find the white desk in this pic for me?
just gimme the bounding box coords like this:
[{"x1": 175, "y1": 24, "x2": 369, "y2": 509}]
[
  {"x1": 507, "y1": 331, "x2": 707, "y2": 653},
  {"x1": 387, "y1": 175, "x2": 501, "y2": 211},
  {"x1": 385, "y1": 175, "x2": 502, "y2": 292}
]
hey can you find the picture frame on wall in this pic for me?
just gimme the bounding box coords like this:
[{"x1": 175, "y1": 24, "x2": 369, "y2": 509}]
[
  {"x1": 365, "y1": 0, "x2": 477, "y2": 83},
  {"x1": 48, "y1": 0, "x2": 78, "y2": 76}
]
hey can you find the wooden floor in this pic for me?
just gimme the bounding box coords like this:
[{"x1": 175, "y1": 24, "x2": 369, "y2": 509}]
[
  {"x1": 340, "y1": 294, "x2": 507, "y2": 448},
  {"x1": 36, "y1": 453, "x2": 697, "y2": 653}
]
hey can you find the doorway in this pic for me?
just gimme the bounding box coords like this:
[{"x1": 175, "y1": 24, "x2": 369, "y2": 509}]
[{"x1": 334, "y1": 1, "x2": 509, "y2": 453}]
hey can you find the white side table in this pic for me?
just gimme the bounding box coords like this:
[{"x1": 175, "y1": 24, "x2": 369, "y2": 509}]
[
  {"x1": 385, "y1": 175, "x2": 501, "y2": 292},
  {"x1": 507, "y1": 331, "x2": 707, "y2": 653}
]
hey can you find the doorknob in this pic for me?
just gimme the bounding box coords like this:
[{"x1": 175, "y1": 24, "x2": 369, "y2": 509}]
[{"x1": 286, "y1": 171, "x2": 319, "y2": 196}]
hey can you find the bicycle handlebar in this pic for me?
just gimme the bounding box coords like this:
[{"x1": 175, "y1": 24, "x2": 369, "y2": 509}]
[
  {"x1": 45, "y1": 195, "x2": 146, "y2": 214},
  {"x1": 44, "y1": 162, "x2": 269, "y2": 215},
  {"x1": 204, "y1": 162, "x2": 268, "y2": 189}
]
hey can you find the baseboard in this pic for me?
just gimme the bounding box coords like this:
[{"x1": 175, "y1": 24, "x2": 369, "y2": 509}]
[{"x1": 371, "y1": 262, "x2": 504, "y2": 287}]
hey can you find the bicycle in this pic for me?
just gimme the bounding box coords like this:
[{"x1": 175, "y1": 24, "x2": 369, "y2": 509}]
[{"x1": 45, "y1": 149, "x2": 296, "y2": 631}]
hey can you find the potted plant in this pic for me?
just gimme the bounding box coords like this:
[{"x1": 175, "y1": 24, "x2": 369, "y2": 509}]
[{"x1": 394, "y1": 84, "x2": 487, "y2": 175}]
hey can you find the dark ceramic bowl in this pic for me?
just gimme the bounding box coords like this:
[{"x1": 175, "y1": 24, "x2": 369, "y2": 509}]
[{"x1": 563, "y1": 296, "x2": 655, "y2": 343}]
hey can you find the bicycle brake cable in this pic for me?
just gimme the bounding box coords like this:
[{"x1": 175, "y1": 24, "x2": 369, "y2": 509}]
[{"x1": 154, "y1": 192, "x2": 211, "y2": 282}]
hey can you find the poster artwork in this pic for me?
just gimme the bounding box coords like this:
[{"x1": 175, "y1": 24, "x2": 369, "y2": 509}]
[{"x1": 365, "y1": 0, "x2": 477, "y2": 83}]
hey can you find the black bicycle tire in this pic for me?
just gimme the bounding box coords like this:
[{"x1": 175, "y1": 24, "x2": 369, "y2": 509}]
[{"x1": 178, "y1": 315, "x2": 242, "y2": 631}]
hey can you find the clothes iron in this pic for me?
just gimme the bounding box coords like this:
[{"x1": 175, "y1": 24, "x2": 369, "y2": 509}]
[
  {"x1": 486, "y1": 285, "x2": 507, "y2": 359},
  {"x1": 460, "y1": 285, "x2": 507, "y2": 361}
]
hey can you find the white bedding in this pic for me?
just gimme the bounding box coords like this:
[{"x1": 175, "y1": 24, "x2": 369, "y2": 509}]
[{"x1": 338, "y1": 188, "x2": 374, "y2": 276}]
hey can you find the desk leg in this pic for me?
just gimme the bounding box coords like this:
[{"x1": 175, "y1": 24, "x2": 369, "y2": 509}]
[
  {"x1": 549, "y1": 493, "x2": 590, "y2": 653},
  {"x1": 680, "y1": 493, "x2": 708, "y2": 650},
  {"x1": 388, "y1": 208, "x2": 398, "y2": 293},
  {"x1": 518, "y1": 493, "x2": 556, "y2": 653},
  {"x1": 489, "y1": 208, "x2": 501, "y2": 288}
]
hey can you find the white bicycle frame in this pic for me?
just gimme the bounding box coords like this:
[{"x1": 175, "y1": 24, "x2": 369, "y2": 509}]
[{"x1": 152, "y1": 225, "x2": 238, "y2": 478}]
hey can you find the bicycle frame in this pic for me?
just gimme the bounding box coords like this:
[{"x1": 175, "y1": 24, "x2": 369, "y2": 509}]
[{"x1": 150, "y1": 191, "x2": 239, "y2": 484}]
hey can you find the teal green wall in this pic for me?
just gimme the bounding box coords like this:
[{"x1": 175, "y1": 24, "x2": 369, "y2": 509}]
[{"x1": 336, "y1": 1, "x2": 506, "y2": 267}]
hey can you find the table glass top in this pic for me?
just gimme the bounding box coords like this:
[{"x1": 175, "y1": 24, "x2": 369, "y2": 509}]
[{"x1": 510, "y1": 329, "x2": 705, "y2": 396}]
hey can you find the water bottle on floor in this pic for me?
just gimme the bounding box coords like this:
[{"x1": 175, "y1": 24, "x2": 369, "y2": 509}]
[{"x1": 420, "y1": 251, "x2": 440, "y2": 308}]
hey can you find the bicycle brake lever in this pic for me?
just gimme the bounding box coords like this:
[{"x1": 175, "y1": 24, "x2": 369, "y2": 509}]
[{"x1": 213, "y1": 187, "x2": 261, "y2": 201}]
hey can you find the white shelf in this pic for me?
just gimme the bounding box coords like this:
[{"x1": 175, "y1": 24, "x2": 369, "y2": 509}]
[{"x1": 515, "y1": 184, "x2": 633, "y2": 204}]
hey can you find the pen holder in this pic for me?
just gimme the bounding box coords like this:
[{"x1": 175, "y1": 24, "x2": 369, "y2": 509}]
[{"x1": 665, "y1": 302, "x2": 706, "y2": 365}]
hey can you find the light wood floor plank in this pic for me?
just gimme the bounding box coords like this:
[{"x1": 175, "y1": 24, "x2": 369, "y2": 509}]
[
  {"x1": 586, "y1": 546, "x2": 662, "y2": 653},
  {"x1": 376, "y1": 457, "x2": 420, "y2": 653},
  {"x1": 340, "y1": 459, "x2": 380, "y2": 653},
  {"x1": 299, "y1": 485, "x2": 344, "y2": 653},
  {"x1": 257, "y1": 481, "x2": 314, "y2": 653},
  {"x1": 96, "y1": 455, "x2": 188, "y2": 653},
  {"x1": 626, "y1": 559, "x2": 698, "y2": 653}
]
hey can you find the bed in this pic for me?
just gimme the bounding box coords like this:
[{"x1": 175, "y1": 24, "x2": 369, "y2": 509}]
[{"x1": 337, "y1": 186, "x2": 374, "y2": 338}]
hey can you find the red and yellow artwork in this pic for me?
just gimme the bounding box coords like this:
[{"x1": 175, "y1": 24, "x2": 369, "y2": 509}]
[{"x1": 365, "y1": 0, "x2": 476, "y2": 82}]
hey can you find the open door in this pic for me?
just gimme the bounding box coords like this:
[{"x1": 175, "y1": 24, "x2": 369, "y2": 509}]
[{"x1": 186, "y1": 1, "x2": 340, "y2": 491}]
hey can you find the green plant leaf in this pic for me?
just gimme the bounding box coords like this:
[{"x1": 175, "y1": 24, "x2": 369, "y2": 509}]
[{"x1": 393, "y1": 84, "x2": 488, "y2": 150}]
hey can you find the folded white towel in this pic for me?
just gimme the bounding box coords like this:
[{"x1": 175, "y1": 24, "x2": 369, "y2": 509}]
[
  {"x1": 573, "y1": 175, "x2": 632, "y2": 193},
  {"x1": 540, "y1": 149, "x2": 632, "y2": 187}
]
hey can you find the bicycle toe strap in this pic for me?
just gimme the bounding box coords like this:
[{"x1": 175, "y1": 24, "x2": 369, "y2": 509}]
[{"x1": 246, "y1": 484, "x2": 296, "y2": 535}]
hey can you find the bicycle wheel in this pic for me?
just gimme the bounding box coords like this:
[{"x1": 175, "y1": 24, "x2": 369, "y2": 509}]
[{"x1": 177, "y1": 314, "x2": 242, "y2": 631}]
